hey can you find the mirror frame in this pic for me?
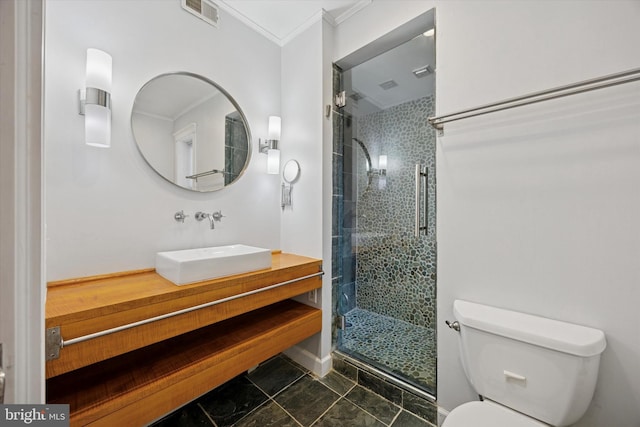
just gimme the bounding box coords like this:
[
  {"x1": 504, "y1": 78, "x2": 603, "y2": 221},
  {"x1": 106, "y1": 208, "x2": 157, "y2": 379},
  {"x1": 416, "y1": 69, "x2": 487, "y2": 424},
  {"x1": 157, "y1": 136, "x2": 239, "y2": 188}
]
[
  {"x1": 282, "y1": 159, "x2": 301, "y2": 183},
  {"x1": 131, "y1": 71, "x2": 252, "y2": 192}
]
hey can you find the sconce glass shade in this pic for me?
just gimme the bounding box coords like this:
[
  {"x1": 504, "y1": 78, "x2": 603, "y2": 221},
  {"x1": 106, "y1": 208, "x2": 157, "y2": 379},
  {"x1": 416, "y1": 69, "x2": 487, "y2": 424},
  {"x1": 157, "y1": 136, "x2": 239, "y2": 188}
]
[
  {"x1": 267, "y1": 148, "x2": 280, "y2": 175},
  {"x1": 268, "y1": 116, "x2": 281, "y2": 140},
  {"x1": 84, "y1": 48, "x2": 112, "y2": 148},
  {"x1": 86, "y1": 48, "x2": 112, "y2": 92},
  {"x1": 85, "y1": 104, "x2": 111, "y2": 148},
  {"x1": 261, "y1": 115, "x2": 281, "y2": 174},
  {"x1": 379, "y1": 155, "x2": 388, "y2": 170}
]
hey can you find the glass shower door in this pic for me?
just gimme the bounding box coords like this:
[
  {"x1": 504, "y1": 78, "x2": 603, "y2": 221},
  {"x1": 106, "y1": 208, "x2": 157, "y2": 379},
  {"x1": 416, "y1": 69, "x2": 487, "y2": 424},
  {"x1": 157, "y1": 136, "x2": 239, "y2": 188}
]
[{"x1": 334, "y1": 32, "x2": 437, "y2": 395}]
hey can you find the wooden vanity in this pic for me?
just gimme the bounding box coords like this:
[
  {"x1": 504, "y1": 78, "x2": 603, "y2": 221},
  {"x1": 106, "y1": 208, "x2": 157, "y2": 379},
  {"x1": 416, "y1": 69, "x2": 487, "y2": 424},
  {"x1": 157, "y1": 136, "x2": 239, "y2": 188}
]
[{"x1": 45, "y1": 251, "x2": 322, "y2": 426}]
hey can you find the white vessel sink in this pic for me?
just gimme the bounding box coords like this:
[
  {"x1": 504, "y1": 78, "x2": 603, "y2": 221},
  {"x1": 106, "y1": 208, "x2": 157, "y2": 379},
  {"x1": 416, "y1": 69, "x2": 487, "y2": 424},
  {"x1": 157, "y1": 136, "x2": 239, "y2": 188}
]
[{"x1": 156, "y1": 244, "x2": 272, "y2": 285}]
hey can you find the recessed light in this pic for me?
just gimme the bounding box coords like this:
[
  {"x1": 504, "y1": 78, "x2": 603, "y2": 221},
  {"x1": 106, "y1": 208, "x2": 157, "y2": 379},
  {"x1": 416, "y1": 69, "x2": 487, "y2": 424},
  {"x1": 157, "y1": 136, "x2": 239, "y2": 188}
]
[
  {"x1": 412, "y1": 65, "x2": 433, "y2": 78},
  {"x1": 423, "y1": 28, "x2": 435, "y2": 37}
]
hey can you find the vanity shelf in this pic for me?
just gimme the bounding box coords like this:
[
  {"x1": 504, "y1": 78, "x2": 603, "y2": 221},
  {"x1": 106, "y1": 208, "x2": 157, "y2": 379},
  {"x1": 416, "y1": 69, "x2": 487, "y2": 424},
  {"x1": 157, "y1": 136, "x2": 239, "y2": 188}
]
[
  {"x1": 45, "y1": 251, "x2": 322, "y2": 426},
  {"x1": 47, "y1": 300, "x2": 320, "y2": 427}
]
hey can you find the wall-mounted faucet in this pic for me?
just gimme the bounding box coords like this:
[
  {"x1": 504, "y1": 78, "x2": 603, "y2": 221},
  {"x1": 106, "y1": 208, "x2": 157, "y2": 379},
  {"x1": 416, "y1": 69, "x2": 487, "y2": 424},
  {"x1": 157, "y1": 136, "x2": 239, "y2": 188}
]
[{"x1": 195, "y1": 211, "x2": 224, "y2": 229}]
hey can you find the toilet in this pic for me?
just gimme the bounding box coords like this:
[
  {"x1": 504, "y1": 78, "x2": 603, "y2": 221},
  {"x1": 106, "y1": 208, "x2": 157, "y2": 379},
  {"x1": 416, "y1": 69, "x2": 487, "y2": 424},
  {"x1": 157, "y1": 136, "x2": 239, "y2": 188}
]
[{"x1": 443, "y1": 300, "x2": 606, "y2": 427}]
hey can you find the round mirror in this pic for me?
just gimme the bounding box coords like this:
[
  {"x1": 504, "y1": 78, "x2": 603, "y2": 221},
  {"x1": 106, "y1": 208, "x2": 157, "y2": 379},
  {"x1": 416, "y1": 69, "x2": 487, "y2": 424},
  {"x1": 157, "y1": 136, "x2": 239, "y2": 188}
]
[
  {"x1": 131, "y1": 72, "x2": 251, "y2": 192},
  {"x1": 282, "y1": 160, "x2": 300, "y2": 183}
]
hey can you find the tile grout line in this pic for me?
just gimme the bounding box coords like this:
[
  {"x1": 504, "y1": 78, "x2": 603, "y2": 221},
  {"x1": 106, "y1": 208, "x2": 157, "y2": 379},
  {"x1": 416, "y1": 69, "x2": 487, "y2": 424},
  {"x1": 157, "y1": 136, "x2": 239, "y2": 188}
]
[
  {"x1": 315, "y1": 380, "x2": 357, "y2": 398},
  {"x1": 388, "y1": 409, "x2": 402, "y2": 427},
  {"x1": 272, "y1": 371, "x2": 353, "y2": 426},
  {"x1": 308, "y1": 395, "x2": 345, "y2": 426},
  {"x1": 307, "y1": 372, "x2": 382, "y2": 426},
  {"x1": 269, "y1": 398, "x2": 304, "y2": 427},
  {"x1": 197, "y1": 402, "x2": 219, "y2": 427},
  {"x1": 302, "y1": 376, "x2": 345, "y2": 426},
  {"x1": 230, "y1": 373, "x2": 294, "y2": 426},
  {"x1": 228, "y1": 398, "x2": 269, "y2": 427},
  {"x1": 241, "y1": 363, "x2": 309, "y2": 427},
  {"x1": 246, "y1": 371, "x2": 304, "y2": 399},
  {"x1": 342, "y1": 392, "x2": 402, "y2": 426}
]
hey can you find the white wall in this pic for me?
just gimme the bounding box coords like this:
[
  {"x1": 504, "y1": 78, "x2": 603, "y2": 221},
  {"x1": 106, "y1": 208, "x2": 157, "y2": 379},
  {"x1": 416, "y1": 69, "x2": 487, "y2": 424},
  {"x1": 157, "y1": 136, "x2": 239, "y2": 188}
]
[
  {"x1": 280, "y1": 19, "x2": 324, "y2": 259},
  {"x1": 280, "y1": 16, "x2": 334, "y2": 375},
  {"x1": 335, "y1": 1, "x2": 640, "y2": 426},
  {"x1": 44, "y1": 0, "x2": 281, "y2": 281}
]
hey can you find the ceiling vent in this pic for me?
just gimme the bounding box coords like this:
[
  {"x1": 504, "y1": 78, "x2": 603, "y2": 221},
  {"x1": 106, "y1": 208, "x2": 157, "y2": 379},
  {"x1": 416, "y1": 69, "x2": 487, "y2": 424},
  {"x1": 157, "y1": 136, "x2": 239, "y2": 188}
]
[
  {"x1": 349, "y1": 92, "x2": 365, "y2": 102},
  {"x1": 379, "y1": 80, "x2": 398, "y2": 90},
  {"x1": 182, "y1": 0, "x2": 219, "y2": 27}
]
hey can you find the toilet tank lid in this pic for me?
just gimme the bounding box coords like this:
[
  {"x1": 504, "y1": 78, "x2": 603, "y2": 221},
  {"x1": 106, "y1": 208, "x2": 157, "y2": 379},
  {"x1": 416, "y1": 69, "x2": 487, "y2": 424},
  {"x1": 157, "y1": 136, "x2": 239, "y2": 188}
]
[{"x1": 453, "y1": 300, "x2": 606, "y2": 357}]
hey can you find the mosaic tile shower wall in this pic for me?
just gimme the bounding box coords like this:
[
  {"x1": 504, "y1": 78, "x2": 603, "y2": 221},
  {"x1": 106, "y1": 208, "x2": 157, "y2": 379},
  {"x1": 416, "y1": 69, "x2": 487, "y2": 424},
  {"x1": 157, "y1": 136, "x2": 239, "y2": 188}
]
[
  {"x1": 224, "y1": 112, "x2": 248, "y2": 185},
  {"x1": 353, "y1": 95, "x2": 437, "y2": 329}
]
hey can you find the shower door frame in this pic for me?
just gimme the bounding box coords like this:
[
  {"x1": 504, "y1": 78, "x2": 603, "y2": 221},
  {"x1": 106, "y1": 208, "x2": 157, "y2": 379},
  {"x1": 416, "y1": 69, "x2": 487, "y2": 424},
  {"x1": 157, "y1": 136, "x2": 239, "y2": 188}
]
[{"x1": 331, "y1": 9, "x2": 438, "y2": 398}]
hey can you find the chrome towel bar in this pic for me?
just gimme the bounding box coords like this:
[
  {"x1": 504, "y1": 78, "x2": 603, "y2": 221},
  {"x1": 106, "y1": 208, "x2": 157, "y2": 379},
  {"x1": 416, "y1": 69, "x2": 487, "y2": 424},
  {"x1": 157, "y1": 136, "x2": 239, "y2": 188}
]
[
  {"x1": 186, "y1": 169, "x2": 225, "y2": 181},
  {"x1": 428, "y1": 66, "x2": 640, "y2": 134}
]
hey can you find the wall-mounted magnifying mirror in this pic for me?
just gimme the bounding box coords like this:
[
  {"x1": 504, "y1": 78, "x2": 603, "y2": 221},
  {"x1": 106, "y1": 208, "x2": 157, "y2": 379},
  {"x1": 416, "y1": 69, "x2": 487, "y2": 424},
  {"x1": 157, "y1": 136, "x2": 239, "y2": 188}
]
[
  {"x1": 283, "y1": 159, "x2": 300, "y2": 183},
  {"x1": 281, "y1": 159, "x2": 300, "y2": 209},
  {"x1": 131, "y1": 72, "x2": 251, "y2": 192}
]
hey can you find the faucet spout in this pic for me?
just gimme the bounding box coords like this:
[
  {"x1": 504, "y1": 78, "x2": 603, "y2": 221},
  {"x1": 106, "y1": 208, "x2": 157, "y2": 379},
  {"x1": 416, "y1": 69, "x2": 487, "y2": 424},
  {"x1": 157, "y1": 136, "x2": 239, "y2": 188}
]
[
  {"x1": 195, "y1": 211, "x2": 224, "y2": 229},
  {"x1": 194, "y1": 211, "x2": 214, "y2": 229}
]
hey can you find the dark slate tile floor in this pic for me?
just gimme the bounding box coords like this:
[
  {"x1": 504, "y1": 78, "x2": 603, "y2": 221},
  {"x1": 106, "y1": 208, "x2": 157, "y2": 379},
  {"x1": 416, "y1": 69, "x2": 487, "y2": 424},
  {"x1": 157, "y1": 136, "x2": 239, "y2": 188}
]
[{"x1": 149, "y1": 355, "x2": 435, "y2": 427}]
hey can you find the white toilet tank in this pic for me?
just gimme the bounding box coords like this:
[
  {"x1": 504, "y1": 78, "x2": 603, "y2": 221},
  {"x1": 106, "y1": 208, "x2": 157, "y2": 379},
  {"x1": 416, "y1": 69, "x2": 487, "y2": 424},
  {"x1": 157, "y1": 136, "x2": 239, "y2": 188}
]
[{"x1": 453, "y1": 300, "x2": 606, "y2": 426}]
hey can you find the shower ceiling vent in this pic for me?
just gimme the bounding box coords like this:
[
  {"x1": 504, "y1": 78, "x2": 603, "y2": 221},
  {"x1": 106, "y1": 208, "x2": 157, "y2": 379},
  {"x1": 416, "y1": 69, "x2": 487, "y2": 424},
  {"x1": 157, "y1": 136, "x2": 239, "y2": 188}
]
[
  {"x1": 349, "y1": 92, "x2": 365, "y2": 102},
  {"x1": 379, "y1": 80, "x2": 398, "y2": 90},
  {"x1": 182, "y1": 0, "x2": 219, "y2": 27}
]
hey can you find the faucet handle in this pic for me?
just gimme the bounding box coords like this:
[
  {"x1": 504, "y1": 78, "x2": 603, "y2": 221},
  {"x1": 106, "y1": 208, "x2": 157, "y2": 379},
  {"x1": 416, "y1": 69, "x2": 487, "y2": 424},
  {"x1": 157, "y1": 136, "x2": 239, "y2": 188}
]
[
  {"x1": 174, "y1": 210, "x2": 189, "y2": 223},
  {"x1": 211, "y1": 211, "x2": 225, "y2": 221}
]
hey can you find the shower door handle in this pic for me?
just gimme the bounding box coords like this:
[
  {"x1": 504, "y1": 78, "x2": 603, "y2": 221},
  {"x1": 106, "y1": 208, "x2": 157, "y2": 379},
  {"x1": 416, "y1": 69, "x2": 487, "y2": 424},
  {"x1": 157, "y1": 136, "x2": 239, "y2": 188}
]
[{"x1": 415, "y1": 164, "x2": 428, "y2": 237}]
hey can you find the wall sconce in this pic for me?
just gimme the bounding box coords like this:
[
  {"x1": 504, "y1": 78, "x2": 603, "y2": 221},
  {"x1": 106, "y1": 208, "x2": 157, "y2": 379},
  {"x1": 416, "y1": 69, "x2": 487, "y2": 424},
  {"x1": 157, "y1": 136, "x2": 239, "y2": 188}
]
[
  {"x1": 79, "y1": 48, "x2": 112, "y2": 148},
  {"x1": 378, "y1": 155, "x2": 387, "y2": 175},
  {"x1": 259, "y1": 116, "x2": 280, "y2": 174},
  {"x1": 368, "y1": 155, "x2": 387, "y2": 176},
  {"x1": 377, "y1": 155, "x2": 387, "y2": 189}
]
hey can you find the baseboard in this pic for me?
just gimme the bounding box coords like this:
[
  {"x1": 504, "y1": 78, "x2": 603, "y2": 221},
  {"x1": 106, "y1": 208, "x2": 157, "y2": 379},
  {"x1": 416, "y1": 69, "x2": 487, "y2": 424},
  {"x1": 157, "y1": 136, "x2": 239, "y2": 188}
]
[
  {"x1": 437, "y1": 407, "x2": 449, "y2": 426},
  {"x1": 284, "y1": 345, "x2": 332, "y2": 377}
]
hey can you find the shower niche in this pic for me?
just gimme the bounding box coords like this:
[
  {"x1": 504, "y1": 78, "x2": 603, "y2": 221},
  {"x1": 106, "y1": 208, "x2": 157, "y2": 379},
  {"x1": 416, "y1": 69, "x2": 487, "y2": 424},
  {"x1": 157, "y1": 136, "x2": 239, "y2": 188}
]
[{"x1": 332, "y1": 12, "x2": 437, "y2": 397}]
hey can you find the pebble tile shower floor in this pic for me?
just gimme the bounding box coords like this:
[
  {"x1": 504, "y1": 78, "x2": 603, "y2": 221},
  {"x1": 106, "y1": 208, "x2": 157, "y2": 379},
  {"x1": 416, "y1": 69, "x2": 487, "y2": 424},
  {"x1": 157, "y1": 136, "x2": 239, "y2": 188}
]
[
  {"x1": 341, "y1": 308, "x2": 436, "y2": 392},
  {"x1": 150, "y1": 355, "x2": 435, "y2": 427}
]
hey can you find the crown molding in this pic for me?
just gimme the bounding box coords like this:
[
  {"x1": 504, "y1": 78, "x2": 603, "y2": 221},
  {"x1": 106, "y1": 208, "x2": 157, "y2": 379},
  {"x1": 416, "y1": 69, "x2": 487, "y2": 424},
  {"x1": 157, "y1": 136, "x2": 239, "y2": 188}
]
[
  {"x1": 333, "y1": 0, "x2": 371, "y2": 25},
  {"x1": 217, "y1": 0, "x2": 372, "y2": 47},
  {"x1": 216, "y1": 1, "x2": 283, "y2": 46}
]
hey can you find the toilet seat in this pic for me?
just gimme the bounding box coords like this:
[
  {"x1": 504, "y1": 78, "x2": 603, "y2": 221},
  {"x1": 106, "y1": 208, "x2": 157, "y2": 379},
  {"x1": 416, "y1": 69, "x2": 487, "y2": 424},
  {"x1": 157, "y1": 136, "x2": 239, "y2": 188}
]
[{"x1": 442, "y1": 400, "x2": 548, "y2": 427}]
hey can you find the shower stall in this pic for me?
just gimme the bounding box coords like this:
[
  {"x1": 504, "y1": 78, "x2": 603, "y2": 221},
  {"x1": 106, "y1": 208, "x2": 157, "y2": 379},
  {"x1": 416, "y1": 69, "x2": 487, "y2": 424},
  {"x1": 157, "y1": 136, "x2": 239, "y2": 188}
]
[{"x1": 332, "y1": 24, "x2": 437, "y2": 396}]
